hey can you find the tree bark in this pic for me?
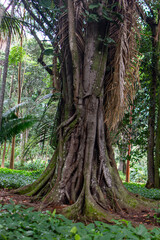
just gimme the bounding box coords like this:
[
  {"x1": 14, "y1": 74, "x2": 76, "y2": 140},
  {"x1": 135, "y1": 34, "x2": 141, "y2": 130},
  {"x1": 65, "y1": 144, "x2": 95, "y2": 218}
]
[
  {"x1": 10, "y1": 20, "x2": 24, "y2": 169},
  {"x1": 126, "y1": 106, "x2": 133, "y2": 183},
  {"x1": 14, "y1": 0, "x2": 159, "y2": 221},
  {"x1": 9, "y1": 74, "x2": 14, "y2": 99},
  {"x1": 154, "y1": 11, "x2": 160, "y2": 188},
  {"x1": 1, "y1": 140, "x2": 6, "y2": 168},
  {"x1": 147, "y1": 16, "x2": 160, "y2": 188},
  {"x1": 15, "y1": 15, "x2": 156, "y2": 221},
  {"x1": 10, "y1": 136, "x2": 15, "y2": 169}
]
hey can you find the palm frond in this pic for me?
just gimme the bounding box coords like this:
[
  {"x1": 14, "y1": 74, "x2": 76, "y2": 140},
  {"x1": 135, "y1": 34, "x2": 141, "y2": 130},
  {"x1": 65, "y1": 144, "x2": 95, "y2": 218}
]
[
  {"x1": 0, "y1": 3, "x2": 20, "y2": 45},
  {"x1": 0, "y1": 115, "x2": 37, "y2": 143},
  {"x1": 104, "y1": 0, "x2": 140, "y2": 129},
  {"x1": 23, "y1": 95, "x2": 59, "y2": 155},
  {"x1": 2, "y1": 101, "x2": 30, "y2": 118},
  {"x1": 58, "y1": 0, "x2": 85, "y2": 55}
]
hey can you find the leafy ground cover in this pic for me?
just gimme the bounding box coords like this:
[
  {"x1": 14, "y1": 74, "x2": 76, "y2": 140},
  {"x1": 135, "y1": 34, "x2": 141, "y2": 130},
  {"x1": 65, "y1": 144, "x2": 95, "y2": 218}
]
[
  {"x1": 0, "y1": 200, "x2": 160, "y2": 240},
  {"x1": 0, "y1": 168, "x2": 160, "y2": 238},
  {"x1": 124, "y1": 182, "x2": 160, "y2": 200},
  {"x1": 0, "y1": 168, "x2": 41, "y2": 189}
]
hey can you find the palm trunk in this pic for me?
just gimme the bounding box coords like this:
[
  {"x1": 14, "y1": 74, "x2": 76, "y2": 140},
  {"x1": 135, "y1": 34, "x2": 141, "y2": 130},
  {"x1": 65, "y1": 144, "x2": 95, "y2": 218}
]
[
  {"x1": 10, "y1": 22, "x2": 24, "y2": 169},
  {"x1": 0, "y1": 35, "x2": 11, "y2": 129},
  {"x1": 10, "y1": 136, "x2": 15, "y2": 169},
  {"x1": 126, "y1": 106, "x2": 133, "y2": 182},
  {"x1": 9, "y1": 74, "x2": 14, "y2": 99},
  {"x1": 1, "y1": 140, "x2": 6, "y2": 168},
  {"x1": 0, "y1": 2, "x2": 15, "y2": 130}
]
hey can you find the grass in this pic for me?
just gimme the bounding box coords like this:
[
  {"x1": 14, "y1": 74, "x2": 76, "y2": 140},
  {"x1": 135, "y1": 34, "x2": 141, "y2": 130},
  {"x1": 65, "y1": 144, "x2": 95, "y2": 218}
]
[{"x1": 0, "y1": 201, "x2": 159, "y2": 240}]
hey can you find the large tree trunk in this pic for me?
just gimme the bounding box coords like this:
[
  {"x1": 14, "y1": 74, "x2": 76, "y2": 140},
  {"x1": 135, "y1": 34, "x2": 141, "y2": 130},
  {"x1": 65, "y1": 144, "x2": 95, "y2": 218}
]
[
  {"x1": 15, "y1": 94, "x2": 156, "y2": 220},
  {"x1": 15, "y1": 10, "x2": 155, "y2": 219},
  {"x1": 15, "y1": 96, "x2": 139, "y2": 219}
]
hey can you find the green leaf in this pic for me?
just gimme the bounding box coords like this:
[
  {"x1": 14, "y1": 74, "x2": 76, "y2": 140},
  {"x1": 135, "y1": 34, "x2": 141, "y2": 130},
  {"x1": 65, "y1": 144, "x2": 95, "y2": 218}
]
[
  {"x1": 25, "y1": 231, "x2": 34, "y2": 236},
  {"x1": 52, "y1": 209, "x2": 56, "y2": 217},
  {"x1": 105, "y1": 37, "x2": 115, "y2": 44},
  {"x1": 75, "y1": 234, "x2": 81, "y2": 240},
  {"x1": 0, "y1": 234, "x2": 8, "y2": 240},
  {"x1": 39, "y1": 0, "x2": 55, "y2": 9},
  {"x1": 70, "y1": 226, "x2": 77, "y2": 234},
  {"x1": 89, "y1": 4, "x2": 100, "y2": 10},
  {"x1": 43, "y1": 48, "x2": 53, "y2": 56}
]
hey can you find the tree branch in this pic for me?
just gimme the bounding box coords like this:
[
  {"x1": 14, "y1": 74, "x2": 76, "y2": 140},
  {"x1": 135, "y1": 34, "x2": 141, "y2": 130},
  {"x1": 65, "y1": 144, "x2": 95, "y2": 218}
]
[
  {"x1": 30, "y1": 29, "x2": 53, "y2": 76},
  {"x1": 21, "y1": 0, "x2": 53, "y2": 42}
]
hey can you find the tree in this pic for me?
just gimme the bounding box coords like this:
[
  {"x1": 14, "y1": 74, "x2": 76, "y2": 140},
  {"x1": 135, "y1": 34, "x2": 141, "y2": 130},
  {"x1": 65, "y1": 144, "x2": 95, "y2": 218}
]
[
  {"x1": 9, "y1": 44, "x2": 26, "y2": 169},
  {"x1": 16, "y1": 0, "x2": 156, "y2": 220},
  {"x1": 137, "y1": 0, "x2": 160, "y2": 188},
  {"x1": 0, "y1": 1, "x2": 21, "y2": 131},
  {"x1": 0, "y1": 2, "x2": 16, "y2": 130}
]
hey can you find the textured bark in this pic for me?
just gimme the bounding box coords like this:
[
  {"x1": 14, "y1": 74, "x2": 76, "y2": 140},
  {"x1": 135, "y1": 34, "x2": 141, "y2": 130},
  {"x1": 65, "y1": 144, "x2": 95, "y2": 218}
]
[
  {"x1": 147, "y1": 16, "x2": 160, "y2": 188},
  {"x1": 126, "y1": 106, "x2": 133, "y2": 183},
  {"x1": 10, "y1": 136, "x2": 15, "y2": 169},
  {"x1": 154, "y1": 12, "x2": 160, "y2": 188},
  {"x1": 1, "y1": 140, "x2": 6, "y2": 168},
  {"x1": 0, "y1": 35, "x2": 11, "y2": 129},
  {"x1": 155, "y1": 98, "x2": 160, "y2": 188},
  {"x1": 15, "y1": 0, "x2": 158, "y2": 220},
  {"x1": 9, "y1": 75, "x2": 14, "y2": 99}
]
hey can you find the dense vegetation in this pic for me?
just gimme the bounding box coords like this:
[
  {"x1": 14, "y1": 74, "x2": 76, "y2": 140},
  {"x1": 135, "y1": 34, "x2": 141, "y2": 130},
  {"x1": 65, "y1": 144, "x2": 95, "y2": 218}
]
[
  {"x1": 0, "y1": 0, "x2": 160, "y2": 238},
  {"x1": 0, "y1": 201, "x2": 160, "y2": 240}
]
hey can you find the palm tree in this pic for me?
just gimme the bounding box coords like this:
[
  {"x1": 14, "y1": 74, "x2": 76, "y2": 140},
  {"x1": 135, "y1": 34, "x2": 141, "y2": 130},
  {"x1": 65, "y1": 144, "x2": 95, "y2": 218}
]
[
  {"x1": 0, "y1": 1, "x2": 20, "y2": 131},
  {"x1": 16, "y1": 0, "x2": 156, "y2": 220}
]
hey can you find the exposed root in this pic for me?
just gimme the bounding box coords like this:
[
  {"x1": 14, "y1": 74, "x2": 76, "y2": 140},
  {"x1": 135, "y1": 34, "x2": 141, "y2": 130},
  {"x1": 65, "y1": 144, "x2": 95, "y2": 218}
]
[{"x1": 14, "y1": 96, "x2": 160, "y2": 221}]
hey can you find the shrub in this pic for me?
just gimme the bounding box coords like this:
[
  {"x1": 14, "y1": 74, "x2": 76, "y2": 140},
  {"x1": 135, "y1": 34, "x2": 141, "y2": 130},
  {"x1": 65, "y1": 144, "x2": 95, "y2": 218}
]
[{"x1": 1, "y1": 159, "x2": 46, "y2": 171}]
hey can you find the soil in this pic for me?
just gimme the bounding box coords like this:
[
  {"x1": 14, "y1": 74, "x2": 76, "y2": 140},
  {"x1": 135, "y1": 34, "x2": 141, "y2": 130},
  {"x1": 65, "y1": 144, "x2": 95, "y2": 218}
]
[{"x1": 0, "y1": 188, "x2": 159, "y2": 229}]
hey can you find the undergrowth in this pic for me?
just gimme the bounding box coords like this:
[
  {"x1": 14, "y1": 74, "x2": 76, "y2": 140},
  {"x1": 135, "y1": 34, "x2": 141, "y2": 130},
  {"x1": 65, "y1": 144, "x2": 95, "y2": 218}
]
[
  {"x1": 0, "y1": 168, "x2": 41, "y2": 189},
  {"x1": 124, "y1": 182, "x2": 160, "y2": 200},
  {"x1": 1, "y1": 159, "x2": 46, "y2": 171},
  {"x1": 0, "y1": 200, "x2": 160, "y2": 240}
]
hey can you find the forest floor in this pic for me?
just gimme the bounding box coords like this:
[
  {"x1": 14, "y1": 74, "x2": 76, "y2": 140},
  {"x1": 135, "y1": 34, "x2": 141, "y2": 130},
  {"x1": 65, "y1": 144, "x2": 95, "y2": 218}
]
[{"x1": 0, "y1": 188, "x2": 159, "y2": 229}]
